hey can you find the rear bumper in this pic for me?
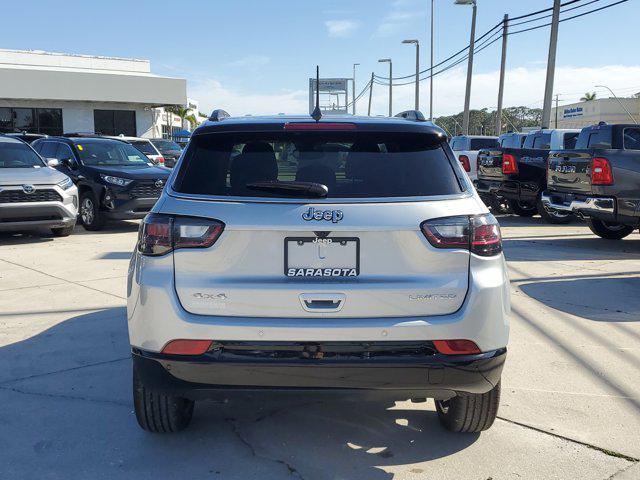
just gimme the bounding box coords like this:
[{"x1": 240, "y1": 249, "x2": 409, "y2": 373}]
[
  {"x1": 474, "y1": 179, "x2": 539, "y2": 203},
  {"x1": 541, "y1": 191, "x2": 615, "y2": 219},
  {"x1": 133, "y1": 346, "x2": 506, "y2": 401}
]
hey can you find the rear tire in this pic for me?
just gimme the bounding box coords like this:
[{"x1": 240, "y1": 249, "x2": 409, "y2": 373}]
[
  {"x1": 491, "y1": 196, "x2": 511, "y2": 215},
  {"x1": 133, "y1": 364, "x2": 194, "y2": 433},
  {"x1": 51, "y1": 224, "x2": 75, "y2": 237},
  {"x1": 507, "y1": 200, "x2": 537, "y2": 217},
  {"x1": 435, "y1": 381, "x2": 501, "y2": 433},
  {"x1": 79, "y1": 192, "x2": 105, "y2": 231},
  {"x1": 586, "y1": 218, "x2": 634, "y2": 240},
  {"x1": 537, "y1": 198, "x2": 573, "y2": 224}
]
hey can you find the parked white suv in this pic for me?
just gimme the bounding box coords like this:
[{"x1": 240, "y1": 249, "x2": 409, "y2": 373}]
[
  {"x1": 450, "y1": 135, "x2": 499, "y2": 181},
  {"x1": 0, "y1": 136, "x2": 78, "y2": 236},
  {"x1": 127, "y1": 112, "x2": 510, "y2": 433}
]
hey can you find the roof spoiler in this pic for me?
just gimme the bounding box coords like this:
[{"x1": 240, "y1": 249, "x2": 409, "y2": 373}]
[
  {"x1": 209, "y1": 109, "x2": 230, "y2": 122},
  {"x1": 395, "y1": 110, "x2": 426, "y2": 122}
]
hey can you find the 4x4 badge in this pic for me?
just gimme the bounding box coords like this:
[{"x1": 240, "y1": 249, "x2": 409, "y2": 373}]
[{"x1": 302, "y1": 207, "x2": 343, "y2": 223}]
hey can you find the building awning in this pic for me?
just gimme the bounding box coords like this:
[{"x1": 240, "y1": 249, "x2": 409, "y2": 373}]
[{"x1": 0, "y1": 66, "x2": 186, "y2": 105}]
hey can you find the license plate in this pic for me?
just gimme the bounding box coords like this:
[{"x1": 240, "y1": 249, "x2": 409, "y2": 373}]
[{"x1": 284, "y1": 237, "x2": 359, "y2": 277}]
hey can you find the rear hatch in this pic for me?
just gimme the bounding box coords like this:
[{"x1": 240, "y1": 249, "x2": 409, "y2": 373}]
[
  {"x1": 476, "y1": 148, "x2": 505, "y2": 180},
  {"x1": 547, "y1": 150, "x2": 594, "y2": 194},
  {"x1": 167, "y1": 126, "x2": 480, "y2": 318}
]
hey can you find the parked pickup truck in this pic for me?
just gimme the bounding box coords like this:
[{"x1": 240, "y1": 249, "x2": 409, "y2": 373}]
[
  {"x1": 542, "y1": 123, "x2": 640, "y2": 239},
  {"x1": 475, "y1": 129, "x2": 580, "y2": 223}
]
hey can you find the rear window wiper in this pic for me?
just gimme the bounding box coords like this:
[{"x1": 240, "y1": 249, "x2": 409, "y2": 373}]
[{"x1": 245, "y1": 181, "x2": 328, "y2": 198}]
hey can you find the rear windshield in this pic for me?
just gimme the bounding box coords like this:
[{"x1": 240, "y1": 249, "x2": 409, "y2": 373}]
[
  {"x1": 174, "y1": 131, "x2": 462, "y2": 199},
  {"x1": 151, "y1": 139, "x2": 182, "y2": 154},
  {"x1": 0, "y1": 141, "x2": 45, "y2": 168},
  {"x1": 500, "y1": 134, "x2": 525, "y2": 149},
  {"x1": 470, "y1": 138, "x2": 498, "y2": 150},
  {"x1": 563, "y1": 132, "x2": 579, "y2": 149},
  {"x1": 131, "y1": 141, "x2": 158, "y2": 156},
  {"x1": 524, "y1": 133, "x2": 551, "y2": 149}
]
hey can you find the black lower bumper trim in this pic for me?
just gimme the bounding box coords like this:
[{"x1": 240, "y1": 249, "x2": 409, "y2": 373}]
[{"x1": 132, "y1": 345, "x2": 506, "y2": 401}]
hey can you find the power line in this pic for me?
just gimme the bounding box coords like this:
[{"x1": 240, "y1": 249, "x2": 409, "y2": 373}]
[{"x1": 507, "y1": 0, "x2": 601, "y2": 27}]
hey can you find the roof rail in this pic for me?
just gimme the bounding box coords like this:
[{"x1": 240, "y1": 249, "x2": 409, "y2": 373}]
[
  {"x1": 63, "y1": 132, "x2": 103, "y2": 137},
  {"x1": 395, "y1": 110, "x2": 426, "y2": 122},
  {"x1": 209, "y1": 109, "x2": 230, "y2": 121}
]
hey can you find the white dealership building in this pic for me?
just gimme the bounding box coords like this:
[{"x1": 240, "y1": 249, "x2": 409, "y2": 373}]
[
  {"x1": 551, "y1": 96, "x2": 640, "y2": 129},
  {"x1": 0, "y1": 49, "x2": 187, "y2": 138}
]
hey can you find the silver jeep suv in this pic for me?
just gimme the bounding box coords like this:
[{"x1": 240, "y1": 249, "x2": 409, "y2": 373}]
[
  {"x1": 0, "y1": 136, "x2": 77, "y2": 236},
  {"x1": 127, "y1": 112, "x2": 510, "y2": 433}
]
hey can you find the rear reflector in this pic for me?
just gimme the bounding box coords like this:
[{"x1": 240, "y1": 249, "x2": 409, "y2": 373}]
[
  {"x1": 421, "y1": 214, "x2": 502, "y2": 256},
  {"x1": 433, "y1": 339, "x2": 481, "y2": 355},
  {"x1": 284, "y1": 122, "x2": 357, "y2": 130},
  {"x1": 161, "y1": 339, "x2": 212, "y2": 355},
  {"x1": 138, "y1": 214, "x2": 225, "y2": 256},
  {"x1": 459, "y1": 155, "x2": 471, "y2": 172},
  {"x1": 502, "y1": 153, "x2": 518, "y2": 174},
  {"x1": 591, "y1": 157, "x2": 613, "y2": 185}
]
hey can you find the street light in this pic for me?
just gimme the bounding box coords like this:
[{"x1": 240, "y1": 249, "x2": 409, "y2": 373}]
[
  {"x1": 378, "y1": 58, "x2": 392, "y2": 117},
  {"x1": 352, "y1": 63, "x2": 360, "y2": 115},
  {"x1": 595, "y1": 84, "x2": 639, "y2": 124},
  {"x1": 402, "y1": 40, "x2": 419, "y2": 111},
  {"x1": 430, "y1": 0, "x2": 434, "y2": 121},
  {"x1": 455, "y1": 0, "x2": 477, "y2": 135}
]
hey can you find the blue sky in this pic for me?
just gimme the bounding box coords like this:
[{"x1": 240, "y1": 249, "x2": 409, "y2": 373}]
[{"x1": 3, "y1": 0, "x2": 639, "y2": 115}]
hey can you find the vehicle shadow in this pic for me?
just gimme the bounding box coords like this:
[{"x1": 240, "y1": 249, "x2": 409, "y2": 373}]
[
  {"x1": 0, "y1": 308, "x2": 478, "y2": 479},
  {"x1": 504, "y1": 236, "x2": 640, "y2": 262},
  {"x1": 518, "y1": 276, "x2": 640, "y2": 322},
  {"x1": 0, "y1": 231, "x2": 55, "y2": 245}
]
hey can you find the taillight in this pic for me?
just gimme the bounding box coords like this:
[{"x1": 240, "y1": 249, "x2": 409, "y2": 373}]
[
  {"x1": 421, "y1": 214, "x2": 502, "y2": 256},
  {"x1": 157, "y1": 156, "x2": 165, "y2": 165},
  {"x1": 459, "y1": 155, "x2": 471, "y2": 172},
  {"x1": 137, "y1": 214, "x2": 225, "y2": 256},
  {"x1": 591, "y1": 157, "x2": 613, "y2": 185},
  {"x1": 502, "y1": 153, "x2": 518, "y2": 174},
  {"x1": 162, "y1": 339, "x2": 212, "y2": 355},
  {"x1": 433, "y1": 339, "x2": 481, "y2": 355}
]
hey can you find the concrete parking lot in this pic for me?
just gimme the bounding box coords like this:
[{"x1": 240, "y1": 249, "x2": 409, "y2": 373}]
[{"x1": 0, "y1": 216, "x2": 639, "y2": 479}]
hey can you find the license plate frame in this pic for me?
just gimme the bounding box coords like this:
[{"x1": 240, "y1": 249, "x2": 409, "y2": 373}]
[{"x1": 284, "y1": 236, "x2": 360, "y2": 277}]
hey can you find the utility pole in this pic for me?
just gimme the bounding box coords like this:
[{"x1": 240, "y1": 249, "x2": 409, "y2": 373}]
[
  {"x1": 430, "y1": 0, "x2": 434, "y2": 121},
  {"x1": 368, "y1": 72, "x2": 374, "y2": 116},
  {"x1": 456, "y1": 0, "x2": 477, "y2": 135},
  {"x1": 496, "y1": 14, "x2": 509, "y2": 136},
  {"x1": 378, "y1": 58, "x2": 392, "y2": 116},
  {"x1": 541, "y1": 0, "x2": 561, "y2": 129},
  {"x1": 352, "y1": 63, "x2": 360, "y2": 115}
]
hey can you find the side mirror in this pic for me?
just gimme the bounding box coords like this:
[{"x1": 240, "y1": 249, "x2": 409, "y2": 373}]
[
  {"x1": 46, "y1": 158, "x2": 60, "y2": 167},
  {"x1": 61, "y1": 157, "x2": 77, "y2": 169}
]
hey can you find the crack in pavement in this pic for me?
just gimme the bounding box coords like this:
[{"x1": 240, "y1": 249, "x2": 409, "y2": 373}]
[
  {"x1": 226, "y1": 417, "x2": 306, "y2": 480},
  {"x1": 0, "y1": 257, "x2": 125, "y2": 300},
  {"x1": 0, "y1": 384, "x2": 130, "y2": 407},
  {"x1": 606, "y1": 462, "x2": 640, "y2": 479},
  {"x1": 0, "y1": 356, "x2": 130, "y2": 386},
  {"x1": 497, "y1": 416, "x2": 639, "y2": 463}
]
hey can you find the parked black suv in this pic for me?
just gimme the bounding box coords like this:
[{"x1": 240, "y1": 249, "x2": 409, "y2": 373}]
[{"x1": 32, "y1": 136, "x2": 170, "y2": 230}]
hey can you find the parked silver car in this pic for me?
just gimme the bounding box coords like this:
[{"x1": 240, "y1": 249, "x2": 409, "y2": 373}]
[
  {"x1": 0, "y1": 136, "x2": 78, "y2": 236},
  {"x1": 128, "y1": 112, "x2": 510, "y2": 434}
]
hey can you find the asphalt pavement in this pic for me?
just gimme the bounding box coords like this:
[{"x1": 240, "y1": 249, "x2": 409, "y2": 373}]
[{"x1": 0, "y1": 216, "x2": 638, "y2": 479}]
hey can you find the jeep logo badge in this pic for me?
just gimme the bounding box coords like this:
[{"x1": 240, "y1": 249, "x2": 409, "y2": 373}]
[
  {"x1": 302, "y1": 207, "x2": 343, "y2": 223},
  {"x1": 155, "y1": 180, "x2": 164, "y2": 188},
  {"x1": 22, "y1": 184, "x2": 35, "y2": 194}
]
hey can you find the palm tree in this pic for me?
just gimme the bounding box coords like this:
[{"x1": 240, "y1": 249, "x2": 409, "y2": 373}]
[
  {"x1": 581, "y1": 92, "x2": 597, "y2": 102},
  {"x1": 165, "y1": 105, "x2": 193, "y2": 130}
]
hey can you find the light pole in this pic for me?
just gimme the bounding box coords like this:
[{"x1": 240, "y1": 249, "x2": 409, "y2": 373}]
[
  {"x1": 402, "y1": 40, "x2": 419, "y2": 110},
  {"x1": 541, "y1": 0, "x2": 561, "y2": 128},
  {"x1": 595, "y1": 85, "x2": 639, "y2": 124},
  {"x1": 352, "y1": 63, "x2": 360, "y2": 115},
  {"x1": 378, "y1": 58, "x2": 392, "y2": 116},
  {"x1": 455, "y1": 0, "x2": 476, "y2": 135},
  {"x1": 430, "y1": 0, "x2": 434, "y2": 121}
]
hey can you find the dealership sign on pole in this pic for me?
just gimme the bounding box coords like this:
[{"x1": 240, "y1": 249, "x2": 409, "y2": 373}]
[{"x1": 309, "y1": 78, "x2": 349, "y2": 115}]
